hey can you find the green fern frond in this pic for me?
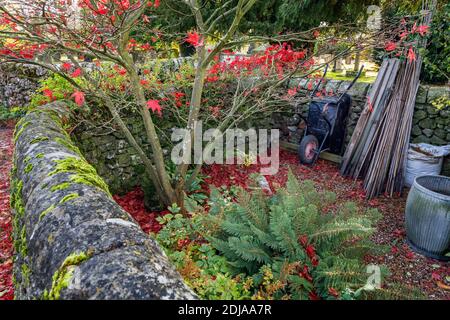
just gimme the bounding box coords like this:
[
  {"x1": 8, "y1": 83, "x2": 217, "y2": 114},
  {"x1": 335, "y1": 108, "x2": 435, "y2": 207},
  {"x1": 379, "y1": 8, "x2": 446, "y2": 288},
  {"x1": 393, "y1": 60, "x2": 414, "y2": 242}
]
[{"x1": 228, "y1": 236, "x2": 272, "y2": 264}]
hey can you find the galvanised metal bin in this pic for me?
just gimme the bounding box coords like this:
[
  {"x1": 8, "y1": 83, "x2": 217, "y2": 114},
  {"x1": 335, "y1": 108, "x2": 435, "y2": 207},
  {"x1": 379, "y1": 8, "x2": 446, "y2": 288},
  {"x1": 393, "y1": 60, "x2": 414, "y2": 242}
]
[{"x1": 405, "y1": 175, "x2": 450, "y2": 261}]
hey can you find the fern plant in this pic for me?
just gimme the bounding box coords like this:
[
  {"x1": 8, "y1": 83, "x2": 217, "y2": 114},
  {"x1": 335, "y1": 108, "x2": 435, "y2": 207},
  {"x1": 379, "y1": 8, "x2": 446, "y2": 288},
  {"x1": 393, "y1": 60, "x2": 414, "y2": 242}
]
[{"x1": 204, "y1": 170, "x2": 388, "y2": 299}]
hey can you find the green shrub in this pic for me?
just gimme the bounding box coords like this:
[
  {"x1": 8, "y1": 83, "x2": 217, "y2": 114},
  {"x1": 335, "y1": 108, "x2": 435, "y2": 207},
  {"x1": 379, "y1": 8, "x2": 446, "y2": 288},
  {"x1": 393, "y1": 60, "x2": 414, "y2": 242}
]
[
  {"x1": 421, "y1": 3, "x2": 450, "y2": 84},
  {"x1": 29, "y1": 74, "x2": 75, "y2": 109},
  {"x1": 156, "y1": 213, "x2": 253, "y2": 300},
  {"x1": 204, "y1": 171, "x2": 422, "y2": 300},
  {"x1": 0, "y1": 105, "x2": 25, "y2": 121}
]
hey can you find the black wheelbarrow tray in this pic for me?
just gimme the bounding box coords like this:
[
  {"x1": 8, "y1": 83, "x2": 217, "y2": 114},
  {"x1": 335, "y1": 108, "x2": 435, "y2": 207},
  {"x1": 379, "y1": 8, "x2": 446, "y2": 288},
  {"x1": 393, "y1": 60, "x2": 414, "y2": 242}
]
[{"x1": 296, "y1": 65, "x2": 365, "y2": 165}]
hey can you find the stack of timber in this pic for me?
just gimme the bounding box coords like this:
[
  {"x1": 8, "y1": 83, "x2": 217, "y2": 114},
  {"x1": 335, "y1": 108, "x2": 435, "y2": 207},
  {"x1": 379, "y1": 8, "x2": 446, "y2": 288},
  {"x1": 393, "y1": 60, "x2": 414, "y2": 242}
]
[
  {"x1": 340, "y1": 0, "x2": 436, "y2": 199},
  {"x1": 340, "y1": 58, "x2": 422, "y2": 199}
]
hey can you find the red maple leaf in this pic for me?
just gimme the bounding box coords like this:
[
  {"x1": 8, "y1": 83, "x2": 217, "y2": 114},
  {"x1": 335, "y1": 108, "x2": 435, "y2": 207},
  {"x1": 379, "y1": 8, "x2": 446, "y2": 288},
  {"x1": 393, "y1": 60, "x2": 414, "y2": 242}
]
[
  {"x1": 431, "y1": 272, "x2": 442, "y2": 281},
  {"x1": 328, "y1": 287, "x2": 339, "y2": 298},
  {"x1": 147, "y1": 99, "x2": 162, "y2": 116},
  {"x1": 384, "y1": 41, "x2": 397, "y2": 52},
  {"x1": 72, "y1": 90, "x2": 85, "y2": 106},
  {"x1": 43, "y1": 88, "x2": 54, "y2": 100},
  {"x1": 407, "y1": 47, "x2": 416, "y2": 63},
  {"x1": 186, "y1": 31, "x2": 203, "y2": 47},
  {"x1": 416, "y1": 25, "x2": 429, "y2": 37},
  {"x1": 71, "y1": 68, "x2": 82, "y2": 78},
  {"x1": 287, "y1": 88, "x2": 297, "y2": 96},
  {"x1": 62, "y1": 62, "x2": 72, "y2": 72},
  {"x1": 96, "y1": 3, "x2": 109, "y2": 15}
]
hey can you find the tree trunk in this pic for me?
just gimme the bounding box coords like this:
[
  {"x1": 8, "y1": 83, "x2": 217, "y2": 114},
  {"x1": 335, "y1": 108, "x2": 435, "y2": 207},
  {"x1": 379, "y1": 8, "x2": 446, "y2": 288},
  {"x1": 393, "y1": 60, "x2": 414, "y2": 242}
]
[{"x1": 354, "y1": 50, "x2": 361, "y2": 72}]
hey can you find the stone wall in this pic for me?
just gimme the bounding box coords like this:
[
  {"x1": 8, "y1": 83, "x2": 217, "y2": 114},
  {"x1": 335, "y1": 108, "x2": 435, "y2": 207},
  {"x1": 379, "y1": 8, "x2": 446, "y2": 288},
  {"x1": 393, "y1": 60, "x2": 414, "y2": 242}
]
[
  {"x1": 0, "y1": 64, "x2": 46, "y2": 108},
  {"x1": 11, "y1": 101, "x2": 196, "y2": 300},
  {"x1": 410, "y1": 85, "x2": 450, "y2": 176},
  {"x1": 72, "y1": 116, "x2": 155, "y2": 196},
  {"x1": 72, "y1": 79, "x2": 449, "y2": 195}
]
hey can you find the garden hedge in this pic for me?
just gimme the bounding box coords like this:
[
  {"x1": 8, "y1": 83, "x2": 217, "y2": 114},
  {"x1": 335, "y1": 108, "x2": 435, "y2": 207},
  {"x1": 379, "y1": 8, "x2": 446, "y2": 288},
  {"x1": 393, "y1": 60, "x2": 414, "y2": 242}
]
[{"x1": 11, "y1": 101, "x2": 196, "y2": 300}]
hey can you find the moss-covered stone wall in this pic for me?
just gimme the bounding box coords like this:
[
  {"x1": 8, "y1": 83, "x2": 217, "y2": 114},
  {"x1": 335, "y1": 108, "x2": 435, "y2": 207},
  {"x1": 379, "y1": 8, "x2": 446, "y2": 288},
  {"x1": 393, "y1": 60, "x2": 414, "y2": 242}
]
[{"x1": 11, "y1": 101, "x2": 196, "y2": 300}]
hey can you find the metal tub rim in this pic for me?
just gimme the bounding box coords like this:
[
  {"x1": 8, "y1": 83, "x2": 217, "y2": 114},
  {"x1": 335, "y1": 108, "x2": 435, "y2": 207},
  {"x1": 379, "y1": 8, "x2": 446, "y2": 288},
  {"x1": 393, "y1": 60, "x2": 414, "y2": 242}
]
[{"x1": 412, "y1": 175, "x2": 450, "y2": 202}]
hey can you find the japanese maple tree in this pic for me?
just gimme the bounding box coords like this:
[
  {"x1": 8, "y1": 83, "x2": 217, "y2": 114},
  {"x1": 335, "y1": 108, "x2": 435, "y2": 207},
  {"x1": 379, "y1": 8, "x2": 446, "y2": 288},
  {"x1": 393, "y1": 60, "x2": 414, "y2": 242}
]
[
  {"x1": 0, "y1": 0, "x2": 376, "y2": 209},
  {"x1": 0, "y1": 0, "x2": 263, "y2": 207}
]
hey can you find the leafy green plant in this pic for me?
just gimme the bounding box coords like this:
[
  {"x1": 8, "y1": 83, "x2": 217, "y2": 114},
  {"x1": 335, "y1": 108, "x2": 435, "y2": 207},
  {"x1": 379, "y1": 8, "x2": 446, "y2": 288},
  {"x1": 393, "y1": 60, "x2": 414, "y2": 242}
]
[
  {"x1": 0, "y1": 105, "x2": 25, "y2": 121},
  {"x1": 156, "y1": 214, "x2": 253, "y2": 300},
  {"x1": 204, "y1": 171, "x2": 389, "y2": 299},
  {"x1": 29, "y1": 74, "x2": 75, "y2": 109},
  {"x1": 421, "y1": 3, "x2": 449, "y2": 84}
]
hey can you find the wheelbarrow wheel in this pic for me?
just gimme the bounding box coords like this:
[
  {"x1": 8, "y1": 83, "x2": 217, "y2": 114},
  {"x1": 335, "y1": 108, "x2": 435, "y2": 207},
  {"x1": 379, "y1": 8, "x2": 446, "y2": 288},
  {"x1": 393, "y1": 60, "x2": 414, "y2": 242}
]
[{"x1": 299, "y1": 135, "x2": 319, "y2": 165}]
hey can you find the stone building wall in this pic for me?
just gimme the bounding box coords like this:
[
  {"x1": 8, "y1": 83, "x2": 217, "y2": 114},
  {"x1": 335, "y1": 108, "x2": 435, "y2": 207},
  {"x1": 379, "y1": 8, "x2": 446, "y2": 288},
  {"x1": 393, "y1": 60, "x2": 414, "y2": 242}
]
[{"x1": 72, "y1": 116, "x2": 152, "y2": 195}]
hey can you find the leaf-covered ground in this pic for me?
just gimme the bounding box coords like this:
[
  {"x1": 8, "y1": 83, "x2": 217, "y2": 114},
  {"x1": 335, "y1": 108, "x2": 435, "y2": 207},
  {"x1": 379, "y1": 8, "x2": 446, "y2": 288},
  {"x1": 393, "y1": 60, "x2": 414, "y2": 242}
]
[
  {"x1": 119, "y1": 150, "x2": 449, "y2": 300},
  {"x1": 0, "y1": 126, "x2": 14, "y2": 300},
  {"x1": 0, "y1": 123, "x2": 447, "y2": 299}
]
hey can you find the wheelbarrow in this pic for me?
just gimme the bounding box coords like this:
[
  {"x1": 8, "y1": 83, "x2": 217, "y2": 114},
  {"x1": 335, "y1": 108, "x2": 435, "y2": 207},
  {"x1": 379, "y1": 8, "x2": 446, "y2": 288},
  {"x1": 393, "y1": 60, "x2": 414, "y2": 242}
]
[{"x1": 296, "y1": 65, "x2": 365, "y2": 165}]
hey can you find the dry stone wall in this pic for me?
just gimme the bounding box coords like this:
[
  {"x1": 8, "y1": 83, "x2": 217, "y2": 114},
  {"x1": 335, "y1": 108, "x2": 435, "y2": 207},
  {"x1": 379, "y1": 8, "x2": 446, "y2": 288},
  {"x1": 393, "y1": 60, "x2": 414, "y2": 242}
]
[
  {"x1": 0, "y1": 64, "x2": 46, "y2": 108},
  {"x1": 11, "y1": 101, "x2": 196, "y2": 300},
  {"x1": 73, "y1": 79, "x2": 449, "y2": 194}
]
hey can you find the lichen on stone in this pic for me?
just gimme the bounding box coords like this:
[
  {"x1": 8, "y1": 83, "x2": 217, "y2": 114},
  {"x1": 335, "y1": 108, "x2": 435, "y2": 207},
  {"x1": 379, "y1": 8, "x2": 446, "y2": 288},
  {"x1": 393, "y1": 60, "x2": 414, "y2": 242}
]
[
  {"x1": 24, "y1": 163, "x2": 33, "y2": 174},
  {"x1": 10, "y1": 179, "x2": 24, "y2": 217},
  {"x1": 43, "y1": 251, "x2": 91, "y2": 300},
  {"x1": 18, "y1": 225, "x2": 27, "y2": 256},
  {"x1": 10, "y1": 177, "x2": 28, "y2": 266},
  {"x1": 21, "y1": 263, "x2": 31, "y2": 286},
  {"x1": 13, "y1": 120, "x2": 31, "y2": 142},
  {"x1": 50, "y1": 182, "x2": 71, "y2": 192}
]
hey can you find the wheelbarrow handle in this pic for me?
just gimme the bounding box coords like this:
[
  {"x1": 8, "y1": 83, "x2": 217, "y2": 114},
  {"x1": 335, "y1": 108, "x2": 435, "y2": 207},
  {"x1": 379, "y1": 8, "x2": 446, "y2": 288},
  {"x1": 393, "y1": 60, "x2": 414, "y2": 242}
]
[{"x1": 310, "y1": 64, "x2": 329, "y2": 98}]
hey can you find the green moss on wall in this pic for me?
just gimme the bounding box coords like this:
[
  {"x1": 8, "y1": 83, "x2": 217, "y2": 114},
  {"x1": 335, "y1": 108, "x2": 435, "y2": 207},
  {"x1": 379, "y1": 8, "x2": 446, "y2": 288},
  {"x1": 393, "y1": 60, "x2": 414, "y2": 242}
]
[
  {"x1": 30, "y1": 136, "x2": 49, "y2": 144},
  {"x1": 13, "y1": 120, "x2": 31, "y2": 142},
  {"x1": 39, "y1": 204, "x2": 56, "y2": 221},
  {"x1": 21, "y1": 263, "x2": 31, "y2": 286},
  {"x1": 42, "y1": 251, "x2": 91, "y2": 300},
  {"x1": 50, "y1": 182, "x2": 71, "y2": 192},
  {"x1": 24, "y1": 163, "x2": 33, "y2": 174},
  {"x1": 59, "y1": 193, "x2": 79, "y2": 204},
  {"x1": 48, "y1": 157, "x2": 111, "y2": 196},
  {"x1": 16, "y1": 225, "x2": 27, "y2": 257}
]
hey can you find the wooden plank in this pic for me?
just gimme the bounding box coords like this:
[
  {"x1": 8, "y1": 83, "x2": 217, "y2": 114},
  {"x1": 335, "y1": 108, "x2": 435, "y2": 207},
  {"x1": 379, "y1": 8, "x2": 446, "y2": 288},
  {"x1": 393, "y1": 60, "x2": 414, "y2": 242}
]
[
  {"x1": 280, "y1": 141, "x2": 342, "y2": 163},
  {"x1": 319, "y1": 152, "x2": 342, "y2": 164},
  {"x1": 280, "y1": 140, "x2": 298, "y2": 152}
]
